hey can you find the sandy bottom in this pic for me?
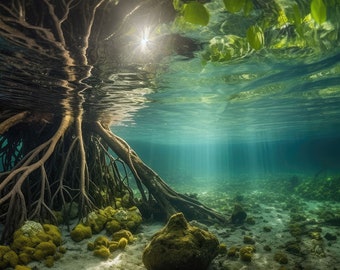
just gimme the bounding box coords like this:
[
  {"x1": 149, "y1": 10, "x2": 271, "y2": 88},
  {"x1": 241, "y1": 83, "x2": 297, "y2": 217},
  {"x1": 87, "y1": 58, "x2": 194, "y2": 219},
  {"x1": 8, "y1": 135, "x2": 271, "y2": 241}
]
[{"x1": 10, "y1": 177, "x2": 340, "y2": 269}]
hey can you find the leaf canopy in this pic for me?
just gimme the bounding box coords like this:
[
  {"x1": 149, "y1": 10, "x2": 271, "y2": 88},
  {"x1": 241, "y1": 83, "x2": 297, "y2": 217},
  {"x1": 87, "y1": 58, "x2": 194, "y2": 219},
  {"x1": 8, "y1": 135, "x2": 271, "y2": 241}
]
[
  {"x1": 183, "y1": 2, "x2": 210, "y2": 26},
  {"x1": 311, "y1": 0, "x2": 327, "y2": 24}
]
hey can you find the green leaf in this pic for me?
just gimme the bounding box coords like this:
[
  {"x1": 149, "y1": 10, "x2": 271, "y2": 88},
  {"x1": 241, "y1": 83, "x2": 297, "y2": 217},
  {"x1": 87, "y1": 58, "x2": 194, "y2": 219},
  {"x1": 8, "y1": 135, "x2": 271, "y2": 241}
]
[
  {"x1": 311, "y1": 0, "x2": 327, "y2": 24},
  {"x1": 173, "y1": 0, "x2": 183, "y2": 11},
  {"x1": 292, "y1": 3, "x2": 304, "y2": 36},
  {"x1": 243, "y1": 0, "x2": 253, "y2": 16},
  {"x1": 223, "y1": 0, "x2": 246, "y2": 13},
  {"x1": 183, "y1": 2, "x2": 209, "y2": 26},
  {"x1": 247, "y1": 25, "x2": 264, "y2": 50}
]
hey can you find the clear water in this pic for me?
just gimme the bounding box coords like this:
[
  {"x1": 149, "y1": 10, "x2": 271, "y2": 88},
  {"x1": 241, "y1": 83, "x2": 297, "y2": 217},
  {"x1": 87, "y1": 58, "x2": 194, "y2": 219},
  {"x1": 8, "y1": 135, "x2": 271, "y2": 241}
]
[{"x1": 113, "y1": 53, "x2": 340, "y2": 180}]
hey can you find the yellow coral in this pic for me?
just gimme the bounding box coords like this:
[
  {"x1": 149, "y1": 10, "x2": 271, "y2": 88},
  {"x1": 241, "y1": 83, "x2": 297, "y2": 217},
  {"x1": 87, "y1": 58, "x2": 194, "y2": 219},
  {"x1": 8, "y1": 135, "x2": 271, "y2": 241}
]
[
  {"x1": 274, "y1": 251, "x2": 288, "y2": 264},
  {"x1": 114, "y1": 198, "x2": 122, "y2": 209},
  {"x1": 106, "y1": 219, "x2": 121, "y2": 234},
  {"x1": 117, "y1": 237, "x2": 128, "y2": 249},
  {"x1": 126, "y1": 207, "x2": 142, "y2": 232},
  {"x1": 84, "y1": 210, "x2": 107, "y2": 233},
  {"x1": 11, "y1": 233, "x2": 34, "y2": 252},
  {"x1": 33, "y1": 241, "x2": 57, "y2": 260},
  {"x1": 93, "y1": 246, "x2": 111, "y2": 259},
  {"x1": 6, "y1": 222, "x2": 62, "y2": 268},
  {"x1": 35, "y1": 231, "x2": 51, "y2": 243},
  {"x1": 18, "y1": 252, "x2": 32, "y2": 265},
  {"x1": 87, "y1": 242, "x2": 95, "y2": 251},
  {"x1": 218, "y1": 243, "x2": 227, "y2": 254},
  {"x1": 0, "y1": 245, "x2": 11, "y2": 256},
  {"x1": 112, "y1": 229, "x2": 134, "y2": 243},
  {"x1": 94, "y1": 235, "x2": 110, "y2": 247},
  {"x1": 239, "y1": 245, "x2": 256, "y2": 262},
  {"x1": 15, "y1": 265, "x2": 32, "y2": 270},
  {"x1": 30, "y1": 235, "x2": 43, "y2": 246},
  {"x1": 0, "y1": 245, "x2": 12, "y2": 268},
  {"x1": 227, "y1": 246, "x2": 239, "y2": 257},
  {"x1": 44, "y1": 255, "x2": 54, "y2": 267},
  {"x1": 21, "y1": 246, "x2": 35, "y2": 256},
  {"x1": 43, "y1": 224, "x2": 62, "y2": 246},
  {"x1": 3, "y1": 250, "x2": 19, "y2": 268},
  {"x1": 108, "y1": 241, "x2": 119, "y2": 252},
  {"x1": 58, "y1": 246, "x2": 67, "y2": 254},
  {"x1": 103, "y1": 206, "x2": 116, "y2": 218},
  {"x1": 70, "y1": 223, "x2": 92, "y2": 242}
]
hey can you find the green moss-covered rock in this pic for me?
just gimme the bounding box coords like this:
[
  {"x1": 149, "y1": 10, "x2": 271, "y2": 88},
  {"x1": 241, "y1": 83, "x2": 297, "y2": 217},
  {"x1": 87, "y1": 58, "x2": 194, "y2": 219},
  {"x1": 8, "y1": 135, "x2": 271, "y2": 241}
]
[
  {"x1": 70, "y1": 223, "x2": 92, "y2": 242},
  {"x1": 274, "y1": 251, "x2": 288, "y2": 264},
  {"x1": 84, "y1": 210, "x2": 108, "y2": 233},
  {"x1": 11, "y1": 233, "x2": 35, "y2": 252},
  {"x1": 93, "y1": 246, "x2": 111, "y2": 260},
  {"x1": 142, "y1": 212, "x2": 219, "y2": 270},
  {"x1": 8, "y1": 221, "x2": 63, "y2": 267},
  {"x1": 105, "y1": 219, "x2": 122, "y2": 234},
  {"x1": 227, "y1": 246, "x2": 239, "y2": 257},
  {"x1": 117, "y1": 237, "x2": 128, "y2": 249},
  {"x1": 243, "y1": 235, "x2": 255, "y2": 244},
  {"x1": 44, "y1": 255, "x2": 55, "y2": 267},
  {"x1": 42, "y1": 224, "x2": 62, "y2": 246},
  {"x1": 33, "y1": 241, "x2": 57, "y2": 260},
  {"x1": 239, "y1": 245, "x2": 256, "y2": 262},
  {"x1": 93, "y1": 235, "x2": 110, "y2": 248},
  {"x1": 18, "y1": 251, "x2": 32, "y2": 265},
  {"x1": 111, "y1": 229, "x2": 134, "y2": 243},
  {"x1": 3, "y1": 249, "x2": 19, "y2": 268},
  {"x1": 14, "y1": 265, "x2": 32, "y2": 270},
  {"x1": 87, "y1": 233, "x2": 132, "y2": 259}
]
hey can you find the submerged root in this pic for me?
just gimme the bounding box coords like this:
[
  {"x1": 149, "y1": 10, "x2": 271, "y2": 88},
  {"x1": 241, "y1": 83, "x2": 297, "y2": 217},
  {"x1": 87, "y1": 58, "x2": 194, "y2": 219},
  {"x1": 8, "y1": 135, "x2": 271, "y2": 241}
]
[
  {"x1": 0, "y1": 113, "x2": 134, "y2": 243},
  {"x1": 0, "y1": 114, "x2": 72, "y2": 242},
  {"x1": 0, "y1": 113, "x2": 225, "y2": 243},
  {"x1": 94, "y1": 121, "x2": 226, "y2": 224}
]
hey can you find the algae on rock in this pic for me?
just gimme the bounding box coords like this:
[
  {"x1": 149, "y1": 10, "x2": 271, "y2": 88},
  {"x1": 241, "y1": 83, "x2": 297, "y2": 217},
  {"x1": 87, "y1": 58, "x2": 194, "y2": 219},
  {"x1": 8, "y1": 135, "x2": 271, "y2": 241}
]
[{"x1": 142, "y1": 212, "x2": 219, "y2": 270}]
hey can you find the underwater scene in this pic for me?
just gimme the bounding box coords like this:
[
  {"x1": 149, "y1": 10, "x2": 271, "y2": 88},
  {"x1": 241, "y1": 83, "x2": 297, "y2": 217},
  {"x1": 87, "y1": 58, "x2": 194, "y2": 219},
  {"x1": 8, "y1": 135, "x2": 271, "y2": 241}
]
[{"x1": 1, "y1": 0, "x2": 340, "y2": 270}]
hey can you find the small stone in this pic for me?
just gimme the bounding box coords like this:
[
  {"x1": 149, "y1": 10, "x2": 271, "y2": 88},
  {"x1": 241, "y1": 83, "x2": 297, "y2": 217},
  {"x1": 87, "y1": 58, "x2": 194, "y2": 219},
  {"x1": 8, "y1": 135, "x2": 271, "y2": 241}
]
[
  {"x1": 239, "y1": 245, "x2": 255, "y2": 262},
  {"x1": 243, "y1": 235, "x2": 255, "y2": 244},
  {"x1": 274, "y1": 251, "x2": 288, "y2": 264},
  {"x1": 246, "y1": 217, "x2": 255, "y2": 225},
  {"x1": 263, "y1": 245, "x2": 272, "y2": 251},
  {"x1": 263, "y1": 226, "x2": 272, "y2": 232}
]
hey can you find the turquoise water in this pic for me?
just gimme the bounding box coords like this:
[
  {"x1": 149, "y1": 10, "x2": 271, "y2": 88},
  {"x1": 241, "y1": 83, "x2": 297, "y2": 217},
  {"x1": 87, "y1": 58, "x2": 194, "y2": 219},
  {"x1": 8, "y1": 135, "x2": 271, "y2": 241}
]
[{"x1": 113, "y1": 53, "x2": 340, "y2": 181}]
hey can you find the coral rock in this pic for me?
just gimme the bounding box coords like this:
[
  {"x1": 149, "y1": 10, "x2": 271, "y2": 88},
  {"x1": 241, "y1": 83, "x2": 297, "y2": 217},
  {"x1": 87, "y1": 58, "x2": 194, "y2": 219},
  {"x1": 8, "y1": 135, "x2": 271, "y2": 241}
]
[
  {"x1": 117, "y1": 237, "x2": 128, "y2": 249},
  {"x1": 112, "y1": 229, "x2": 134, "y2": 243},
  {"x1": 3, "y1": 250, "x2": 19, "y2": 268},
  {"x1": 70, "y1": 223, "x2": 92, "y2": 242},
  {"x1": 274, "y1": 251, "x2": 288, "y2": 264},
  {"x1": 142, "y1": 212, "x2": 219, "y2": 270},
  {"x1": 239, "y1": 245, "x2": 255, "y2": 262},
  {"x1": 14, "y1": 265, "x2": 32, "y2": 270},
  {"x1": 93, "y1": 247, "x2": 111, "y2": 260}
]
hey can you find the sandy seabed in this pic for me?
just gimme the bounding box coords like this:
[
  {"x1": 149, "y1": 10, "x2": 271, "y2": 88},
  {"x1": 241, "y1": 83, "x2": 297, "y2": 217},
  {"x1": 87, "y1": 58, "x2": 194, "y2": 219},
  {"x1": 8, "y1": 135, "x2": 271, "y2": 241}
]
[{"x1": 5, "y1": 177, "x2": 340, "y2": 270}]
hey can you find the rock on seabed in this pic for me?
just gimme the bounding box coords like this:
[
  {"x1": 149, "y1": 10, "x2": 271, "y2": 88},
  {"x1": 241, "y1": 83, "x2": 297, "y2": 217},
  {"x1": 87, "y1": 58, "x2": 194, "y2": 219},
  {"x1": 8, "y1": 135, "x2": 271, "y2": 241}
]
[{"x1": 142, "y1": 212, "x2": 219, "y2": 270}]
